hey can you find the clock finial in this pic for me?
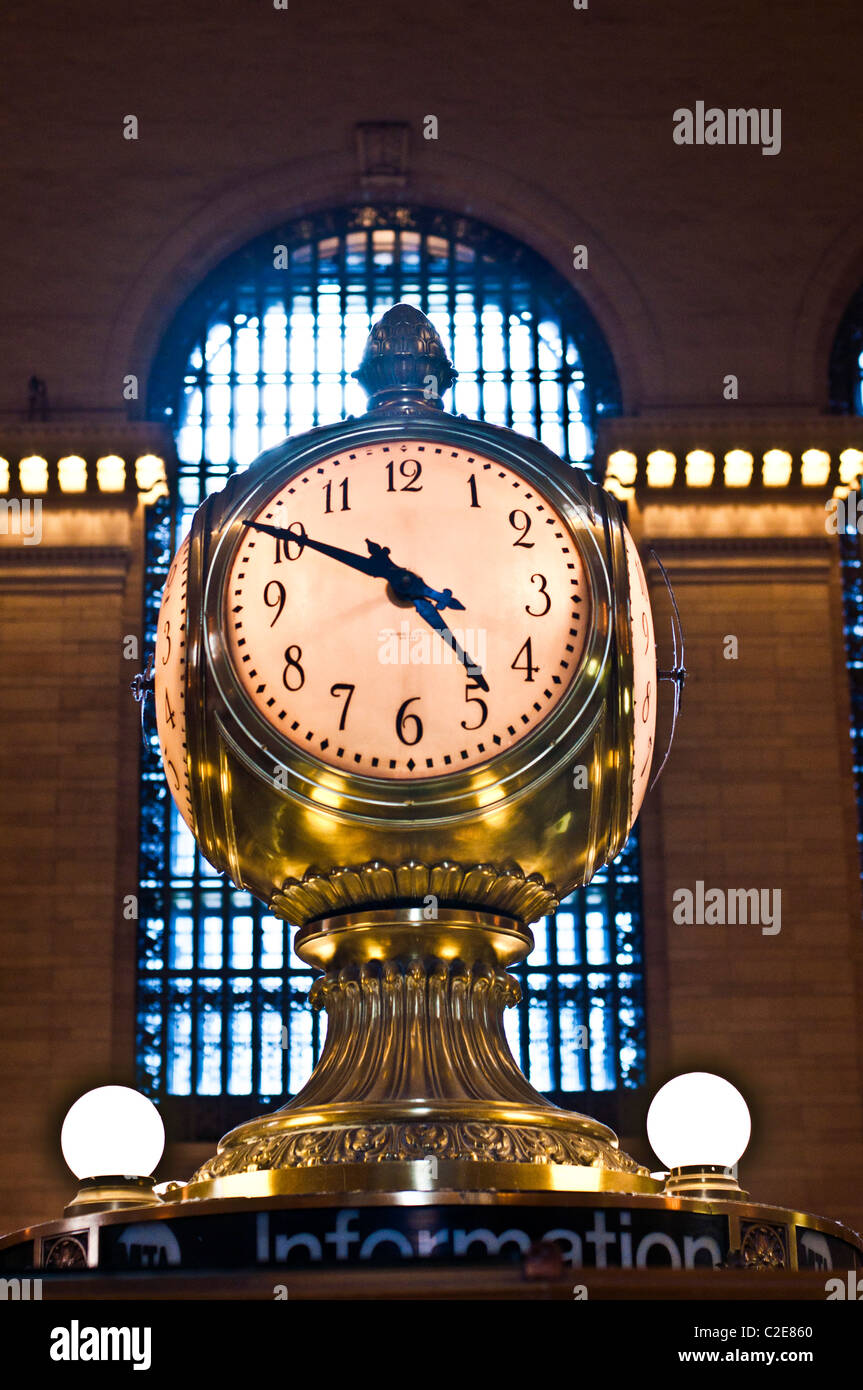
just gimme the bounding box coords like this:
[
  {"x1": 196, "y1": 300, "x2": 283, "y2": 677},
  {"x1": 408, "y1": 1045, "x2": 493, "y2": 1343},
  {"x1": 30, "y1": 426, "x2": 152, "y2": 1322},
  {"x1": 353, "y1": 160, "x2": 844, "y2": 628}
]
[{"x1": 353, "y1": 302, "x2": 457, "y2": 412}]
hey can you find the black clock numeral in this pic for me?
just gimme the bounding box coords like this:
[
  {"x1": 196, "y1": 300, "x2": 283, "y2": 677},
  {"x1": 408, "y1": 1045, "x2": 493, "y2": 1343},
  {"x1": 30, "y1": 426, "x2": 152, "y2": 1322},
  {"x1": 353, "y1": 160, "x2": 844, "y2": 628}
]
[
  {"x1": 386, "y1": 458, "x2": 423, "y2": 492},
  {"x1": 525, "y1": 573, "x2": 551, "y2": 617},
  {"x1": 164, "y1": 691, "x2": 176, "y2": 730},
  {"x1": 282, "y1": 645, "x2": 305, "y2": 691},
  {"x1": 511, "y1": 637, "x2": 539, "y2": 683},
  {"x1": 323, "y1": 479, "x2": 350, "y2": 513},
  {"x1": 264, "y1": 580, "x2": 287, "y2": 627},
  {"x1": 509, "y1": 509, "x2": 534, "y2": 547},
  {"x1": 641, "y1": 609, "x2": 650, "y2": 655},
  {"x1": 164, "y1": 755, "x2": 180, "y2": 791},
  {"x1": 330, "y1": 682, "x2": 355, "y2": 731},
  {"x1": 274, "y1": 521, "x2": 306, "y2": 564},
  {"x1": 160, "y1": 619, "x2": 171, "y2": 663},
  {"x1": 467, "y1": 473, "x2": 480, "y2": 508},
  {"x1": 460, "y1": 679, "x2": 488, "y2": 731},
  {"x1": 641, "y1": 679, "x2": 652, "y2": 723},
  {"x1": 395, "y1": 695, "x2": 423, "y2": 746}
]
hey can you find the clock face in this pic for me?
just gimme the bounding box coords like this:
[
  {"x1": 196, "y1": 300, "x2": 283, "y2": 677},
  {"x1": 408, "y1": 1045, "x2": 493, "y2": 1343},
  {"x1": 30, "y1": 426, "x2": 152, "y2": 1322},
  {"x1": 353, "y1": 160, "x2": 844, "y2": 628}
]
[
  {"x1": 154, "y1": 535, "x2": 193, "y2": 827},
  {"x1": 625, "y1": 528, "x2": 657, "y2": 819},
  {"x1": 224, "y1": 440, "x2": 591, "y2": 780}
]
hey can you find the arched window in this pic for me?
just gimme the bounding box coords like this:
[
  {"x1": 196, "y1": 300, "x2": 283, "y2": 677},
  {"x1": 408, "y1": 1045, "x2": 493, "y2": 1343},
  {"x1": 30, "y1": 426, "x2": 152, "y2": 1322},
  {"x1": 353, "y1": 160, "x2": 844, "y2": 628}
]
[{"x1": 138, "y1": 205, "x2": 643, "y2": 1140}]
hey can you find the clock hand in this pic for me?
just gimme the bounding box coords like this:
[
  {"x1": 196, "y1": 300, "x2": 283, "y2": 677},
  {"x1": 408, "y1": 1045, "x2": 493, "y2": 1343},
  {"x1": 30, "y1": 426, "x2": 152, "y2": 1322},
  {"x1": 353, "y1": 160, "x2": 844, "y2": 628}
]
[
  {"x1": 413, "y1": 596, "x2": 489, "y2": 693},
  {"x1": 242, "y1": 520, "x2": 392, "y2": 581},
  {"x1": 242, "y1": 520, "x2": 466, "y2": 612}
]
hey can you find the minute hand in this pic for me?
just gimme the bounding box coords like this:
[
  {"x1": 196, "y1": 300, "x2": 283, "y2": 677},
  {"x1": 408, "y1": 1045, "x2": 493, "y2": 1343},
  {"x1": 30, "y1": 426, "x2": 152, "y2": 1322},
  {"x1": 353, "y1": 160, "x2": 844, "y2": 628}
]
[{"x1": 413, "y1": 596, "x2": 489, "y2": 693}]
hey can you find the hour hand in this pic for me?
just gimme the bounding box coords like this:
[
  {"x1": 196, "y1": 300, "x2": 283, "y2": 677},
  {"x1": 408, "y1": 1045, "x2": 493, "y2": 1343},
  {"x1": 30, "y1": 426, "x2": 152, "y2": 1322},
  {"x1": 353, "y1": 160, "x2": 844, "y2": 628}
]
[
  {"x1": 413, "y1": 596, "x2": 489, "y2": 692},
  {"x1": 242, "y1": 520, "x2": 393, "y2": 580}
]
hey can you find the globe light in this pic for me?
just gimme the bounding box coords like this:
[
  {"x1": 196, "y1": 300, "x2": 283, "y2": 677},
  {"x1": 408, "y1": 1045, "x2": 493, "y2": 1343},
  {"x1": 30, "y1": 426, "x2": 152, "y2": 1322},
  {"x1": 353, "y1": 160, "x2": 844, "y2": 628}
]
[
  {"x1": 61, "y1": 1086, "x2": 165, "y2": 1180},
  {"x1": 647, "y1": 1072, "x2": 751, "y2": 1198}
]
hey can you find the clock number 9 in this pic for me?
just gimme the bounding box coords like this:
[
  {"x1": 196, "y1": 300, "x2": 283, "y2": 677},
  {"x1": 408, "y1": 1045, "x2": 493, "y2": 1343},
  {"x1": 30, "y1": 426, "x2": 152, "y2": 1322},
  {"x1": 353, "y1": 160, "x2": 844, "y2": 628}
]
[
  {"x1": 282, "y1": 645, "x2": 305, "y2": 691},
  {"x1": 641, "y1": 609, "x2": 650, "y2": 655},
  {"x1": 395, "y1": 695, "x2": 423, "y2": 746},
  {"x1": 264, "y1": 580, "x2": 286, "y2": 627}
]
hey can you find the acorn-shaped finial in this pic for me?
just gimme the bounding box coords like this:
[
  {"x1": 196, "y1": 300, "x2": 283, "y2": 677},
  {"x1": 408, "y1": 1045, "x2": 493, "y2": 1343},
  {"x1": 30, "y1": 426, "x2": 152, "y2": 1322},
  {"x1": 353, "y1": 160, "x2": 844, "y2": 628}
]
[{"x1": 353, "y1": 302, "x2": 457, "y2": 411}]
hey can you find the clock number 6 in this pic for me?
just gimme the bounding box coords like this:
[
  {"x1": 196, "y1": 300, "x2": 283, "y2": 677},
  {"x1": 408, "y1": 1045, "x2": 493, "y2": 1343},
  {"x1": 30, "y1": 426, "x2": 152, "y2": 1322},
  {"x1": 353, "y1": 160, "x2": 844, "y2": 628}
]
[
  {"x1": 395, "y1": 696, "x2": 423, "y2": 746},
  {"x1": 282, "y1": 645, "x2": 305, "y2": 691}
]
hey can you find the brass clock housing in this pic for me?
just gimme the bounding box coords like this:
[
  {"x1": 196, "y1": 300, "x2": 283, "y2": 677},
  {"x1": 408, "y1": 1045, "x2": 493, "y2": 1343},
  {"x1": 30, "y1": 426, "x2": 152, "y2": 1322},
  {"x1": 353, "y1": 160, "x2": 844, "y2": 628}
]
[
  {"x1": 173, "y1": 413, "x2": 640, "y2": 926},
  {"x1": 156, "y1": 305, "x2": 657, "y2": 1193}
]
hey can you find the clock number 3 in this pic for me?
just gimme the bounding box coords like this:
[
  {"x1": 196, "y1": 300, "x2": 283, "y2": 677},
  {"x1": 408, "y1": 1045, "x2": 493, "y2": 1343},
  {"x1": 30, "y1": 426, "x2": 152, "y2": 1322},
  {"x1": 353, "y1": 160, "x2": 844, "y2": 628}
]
[
  {"x1": 525, "y1": 573, "x2": 550, "y2": 617},
  {"x1": 282, "y1": 645, "x2": 305, "y2": 691}
]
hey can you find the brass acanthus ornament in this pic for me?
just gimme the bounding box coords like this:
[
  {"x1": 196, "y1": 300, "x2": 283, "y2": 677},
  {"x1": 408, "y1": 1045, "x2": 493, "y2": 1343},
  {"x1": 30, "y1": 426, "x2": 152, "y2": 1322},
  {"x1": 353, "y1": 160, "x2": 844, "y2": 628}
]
[
  {"x1": 272, "y1": 859, "x2": 559, "y2": 927},
  {"x1": 161, "y1": 305, "x2": 654, "y2": 1199}
]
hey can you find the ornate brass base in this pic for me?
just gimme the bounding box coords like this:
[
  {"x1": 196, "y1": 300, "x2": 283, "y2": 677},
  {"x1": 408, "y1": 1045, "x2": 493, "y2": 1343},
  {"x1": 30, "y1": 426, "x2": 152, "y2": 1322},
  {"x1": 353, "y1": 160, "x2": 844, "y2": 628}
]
[{"x1": 187, "y1": 908, "x2": 650, "y2": 1197}]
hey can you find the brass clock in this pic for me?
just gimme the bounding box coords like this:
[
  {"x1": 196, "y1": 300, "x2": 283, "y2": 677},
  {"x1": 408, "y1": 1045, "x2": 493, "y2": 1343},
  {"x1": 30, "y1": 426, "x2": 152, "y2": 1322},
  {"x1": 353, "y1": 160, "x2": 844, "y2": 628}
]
[
  {"x1": 155, "y1": 305, "x2": 656, "y2": 926},
  {"x1": 155, "y1": 304, "x2": 659, "y2": 1193}
]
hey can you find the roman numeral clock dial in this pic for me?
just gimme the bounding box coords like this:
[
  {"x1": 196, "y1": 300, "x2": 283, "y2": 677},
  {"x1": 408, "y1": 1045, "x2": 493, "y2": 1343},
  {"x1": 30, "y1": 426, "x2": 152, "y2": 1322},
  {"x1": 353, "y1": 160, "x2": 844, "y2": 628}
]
[{"x1": 226, "y1": 443, "x2": 590, "y2": 778}]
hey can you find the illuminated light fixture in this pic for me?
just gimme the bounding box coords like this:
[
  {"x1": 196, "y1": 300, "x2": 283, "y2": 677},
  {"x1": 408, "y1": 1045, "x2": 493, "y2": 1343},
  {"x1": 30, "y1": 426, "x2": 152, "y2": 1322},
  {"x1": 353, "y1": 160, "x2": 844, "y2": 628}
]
[
  {"x1": 799, "y1": 449, "x2": 830, "y2": 487},
  {"x1": 135, "y1": 453, "x2": 167, "y2": 490},
  {"x1": 61, "y1": 1085, "x2": 165, "y2": 1215},
  {"x1": 762, "y1": 448, "x2": 793, "y2": 487},
  {"x1": 723, "y1": 449, "x2": 754, "y2": 487},
  {"x1": 833, "y1": 484, "x2": 852, "y2": 501},
  {"x1": 0, "y1": 458, "x2": 9, "y2": 492},
  {"x1": 647, "y1": 1071, "x2": 751, "y2": 1200},
  {"x1": 19, "y1": 455, "x2": 49, "y2": 492},
  {"x1": 135, "y1": 453, "x2": 169, "y2": 505},
  {"x1": 58, "y1": 454, "x2": 88, "y2": 493},
  {"x1": 839, "y1": 448, "x2": 863, "y2": 485},
  {"x1": 606, "y1": 449, "x2": 638, "y2": 486},
  {"x1": 684, "y1": 449, "x2": 715, "y2": 487},
  {"x1": 645, "y1": 449, "x2": 676, "y2": 487},
  {"x1": 96, "y1": 454, "x2": 126, "y2": 492}
]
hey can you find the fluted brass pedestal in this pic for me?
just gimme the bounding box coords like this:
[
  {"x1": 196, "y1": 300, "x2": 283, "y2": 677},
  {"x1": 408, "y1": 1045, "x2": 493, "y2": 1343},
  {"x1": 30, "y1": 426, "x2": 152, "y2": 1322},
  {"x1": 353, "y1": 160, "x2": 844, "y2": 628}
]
[{"x1": 184, "y1": 908, "x2": 653, "y2": 1199}]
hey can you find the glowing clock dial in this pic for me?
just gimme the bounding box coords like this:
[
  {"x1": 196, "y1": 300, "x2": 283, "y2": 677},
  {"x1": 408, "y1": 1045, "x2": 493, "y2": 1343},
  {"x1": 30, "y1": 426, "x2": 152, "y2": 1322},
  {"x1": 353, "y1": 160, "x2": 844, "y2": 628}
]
[
  {"x1": 225, "y1": 441, "x2": 591, "y2": 779},
  {"x1": 154, "y1": 535, "x2": 193, "y2": 827},
  {"x1": 625, "y1": 527, "x2": 657, "y2": 818}
]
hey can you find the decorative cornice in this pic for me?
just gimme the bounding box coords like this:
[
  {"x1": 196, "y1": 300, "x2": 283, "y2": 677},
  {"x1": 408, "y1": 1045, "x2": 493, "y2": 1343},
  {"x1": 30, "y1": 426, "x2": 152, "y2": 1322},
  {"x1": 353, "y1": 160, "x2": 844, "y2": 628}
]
[
  {"x1": 0, "y1": 420, "x2": 174, "y2": 504},
  {"x1": 597, "y1": 416, "x2": 863, "y2": 500}
]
